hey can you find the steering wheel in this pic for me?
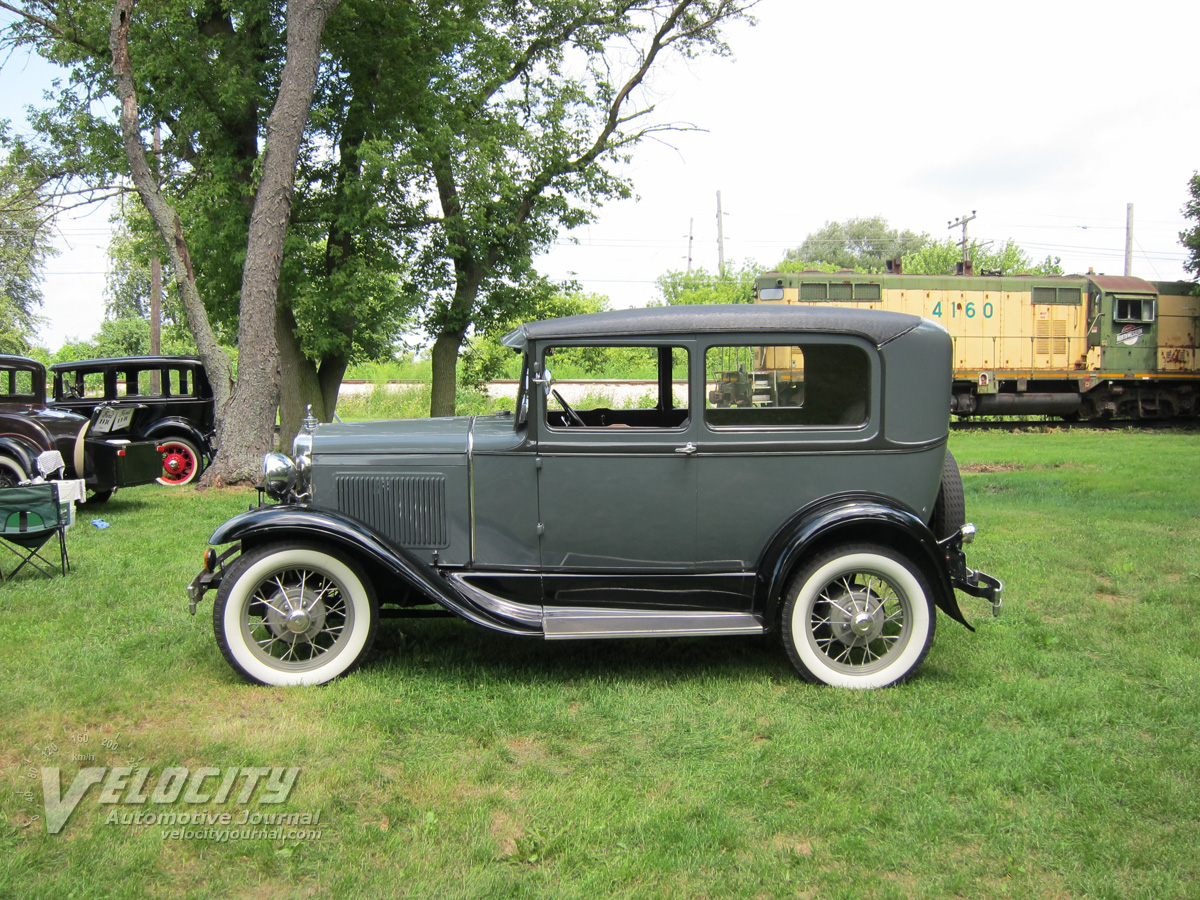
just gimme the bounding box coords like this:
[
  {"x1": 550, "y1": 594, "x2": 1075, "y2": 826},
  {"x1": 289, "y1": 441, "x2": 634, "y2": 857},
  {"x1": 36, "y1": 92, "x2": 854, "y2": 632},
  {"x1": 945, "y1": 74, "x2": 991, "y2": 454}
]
[{"x1": 551, "y1": 389, "x2": 586, "y2": 427}]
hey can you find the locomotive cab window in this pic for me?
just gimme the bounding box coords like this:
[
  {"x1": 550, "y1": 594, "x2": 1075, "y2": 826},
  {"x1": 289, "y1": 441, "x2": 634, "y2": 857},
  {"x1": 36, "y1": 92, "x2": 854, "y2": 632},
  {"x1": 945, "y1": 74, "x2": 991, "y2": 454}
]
[
  {"x1": 1114, "y1": 295, "x2": 1156, "y2": 323},
  {"x1": 705, "y1": 343, "x2": 869, "y2": 427}
]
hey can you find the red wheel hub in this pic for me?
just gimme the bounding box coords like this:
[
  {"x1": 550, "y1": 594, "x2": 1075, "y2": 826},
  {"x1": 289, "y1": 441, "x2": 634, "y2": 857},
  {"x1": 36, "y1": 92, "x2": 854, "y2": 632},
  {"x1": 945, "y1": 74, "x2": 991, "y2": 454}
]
[{"x1": 160, "y1": 445, "x2": 196, "y2": 484}]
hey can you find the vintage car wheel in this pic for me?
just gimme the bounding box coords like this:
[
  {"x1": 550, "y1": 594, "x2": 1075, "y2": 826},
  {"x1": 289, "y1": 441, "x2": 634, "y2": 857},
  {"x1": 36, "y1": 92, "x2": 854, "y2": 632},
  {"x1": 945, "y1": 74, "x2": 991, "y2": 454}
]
[
  {"x1": 782, "y1": 544, "x2": 935, "y2": 689},
  {"x1": 0, "y1": 455, "x2": 28, "y2": 488},
  {"x1": 157, "y1": 438, "x2": 202, "y2": 486},
  {"x1": 213, "y1": 542, "x2": 378, "y2": 686}
]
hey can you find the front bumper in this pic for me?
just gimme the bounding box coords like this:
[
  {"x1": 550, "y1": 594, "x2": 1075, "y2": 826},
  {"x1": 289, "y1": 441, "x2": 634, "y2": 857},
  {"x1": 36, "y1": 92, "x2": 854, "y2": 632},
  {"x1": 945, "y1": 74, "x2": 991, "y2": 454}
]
[{"x1": 186, "y1": 544, "x2": 240, "y2": 615}]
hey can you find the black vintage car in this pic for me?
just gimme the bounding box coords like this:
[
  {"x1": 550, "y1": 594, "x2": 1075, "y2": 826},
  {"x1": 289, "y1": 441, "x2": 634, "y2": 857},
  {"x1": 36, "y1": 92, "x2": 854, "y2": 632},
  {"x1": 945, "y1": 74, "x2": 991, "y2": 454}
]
[
  {"x1": 188, "y1": 305, "x2": 1003, "y2": 690},
  {"x1": 0, "y1": 355, "x2": 163, "y2": 499},
  {"x1": 50, "y1": 356, "x2": 217, "y2": 487}
]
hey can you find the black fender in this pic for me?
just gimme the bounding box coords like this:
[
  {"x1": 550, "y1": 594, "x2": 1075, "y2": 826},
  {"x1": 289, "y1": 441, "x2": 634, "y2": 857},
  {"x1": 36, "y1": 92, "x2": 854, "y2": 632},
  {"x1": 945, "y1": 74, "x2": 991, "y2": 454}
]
[
  {"x1": 755, "y1": 492, "x2": 971, "y2": 632},
  {"x1": 207, "y1": 504, "x2": 540, "y2": 636},
  {"x1": 144, "y1": 418, "x2": 214, "y2": 459},
  {"x1": 0, "y1": 435, "x2": 39, "y2": 478}
]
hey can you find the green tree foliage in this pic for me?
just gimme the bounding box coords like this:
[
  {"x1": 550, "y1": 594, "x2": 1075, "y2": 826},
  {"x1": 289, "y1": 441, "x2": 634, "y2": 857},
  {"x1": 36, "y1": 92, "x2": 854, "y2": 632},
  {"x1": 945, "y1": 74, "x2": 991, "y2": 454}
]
[
  {"x1": 0, "y1": 133, "x2": 56, "y2": 353},
  {"x1": 407, "y1": 0, "x2": 759, "y2": 416},
  {"x1": 772, "y1": 259, "x2": 853, "y2": 275},
  {"x1": 903, "y1": 239, "x2": 1063, "y2": 276},
  {"x1": 460, "y1": 291, "x2": 611, "y2": 387},
  {"x1": 4, "y1": 0, "x2": 758, "y2": 434},
  {"x1": 1180, "y1": 172, "x2": 1200, "y2": 278},
  {"x1": 785, "y1": 216, "x2": 927, "y2": 272},
  {"x1": 654, "y1": 264, "x2": 757, "y2": 305}
]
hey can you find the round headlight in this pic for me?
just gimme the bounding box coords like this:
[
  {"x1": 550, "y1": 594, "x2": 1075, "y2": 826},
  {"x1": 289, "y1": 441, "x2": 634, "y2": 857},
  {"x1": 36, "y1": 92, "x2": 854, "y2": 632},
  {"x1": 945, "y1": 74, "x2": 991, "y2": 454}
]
[{"x1": 262, "y1": 452, "x2": 297, "y2": 499}]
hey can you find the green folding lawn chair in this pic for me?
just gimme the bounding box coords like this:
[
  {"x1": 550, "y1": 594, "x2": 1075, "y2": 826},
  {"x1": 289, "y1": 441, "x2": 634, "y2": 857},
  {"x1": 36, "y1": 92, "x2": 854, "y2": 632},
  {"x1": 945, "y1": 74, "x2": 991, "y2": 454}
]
[{"x1": 0, "y1": 483, "x2": 70, "y2": 579}]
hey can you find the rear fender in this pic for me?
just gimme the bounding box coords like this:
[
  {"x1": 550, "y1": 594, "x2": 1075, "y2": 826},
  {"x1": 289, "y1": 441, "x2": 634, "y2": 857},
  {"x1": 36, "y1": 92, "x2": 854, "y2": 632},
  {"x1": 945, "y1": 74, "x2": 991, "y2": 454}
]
[
  {"x1": 207, "y1": 505, "x2": 539, "y2": 636},
  {"x1": 0, "y1": 436, "x2": 39, "y2": 478},
  {"x1": 144, "y1": 418, "x2": 213, "y2": 456},
  {"x1": 755, "y1": 492, "x2": 970, "y2": 632}
]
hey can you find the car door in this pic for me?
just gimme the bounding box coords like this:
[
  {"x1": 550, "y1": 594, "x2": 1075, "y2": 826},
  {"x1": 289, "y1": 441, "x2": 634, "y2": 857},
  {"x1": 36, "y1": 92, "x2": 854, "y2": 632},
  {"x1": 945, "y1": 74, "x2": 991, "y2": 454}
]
[{"x1": 533, "y1": 343, "x2": 697, "y2": 572}]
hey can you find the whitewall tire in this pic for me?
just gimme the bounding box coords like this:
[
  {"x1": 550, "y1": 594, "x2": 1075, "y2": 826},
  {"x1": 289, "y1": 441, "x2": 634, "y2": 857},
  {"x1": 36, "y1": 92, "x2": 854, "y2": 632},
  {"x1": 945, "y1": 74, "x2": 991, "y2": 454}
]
[
  {"x1": 782, "y1": 544, "x2": 935, "y2": 689},
  {"x1": 213, "y1": 542, "x2": 378, "y2": 686}
]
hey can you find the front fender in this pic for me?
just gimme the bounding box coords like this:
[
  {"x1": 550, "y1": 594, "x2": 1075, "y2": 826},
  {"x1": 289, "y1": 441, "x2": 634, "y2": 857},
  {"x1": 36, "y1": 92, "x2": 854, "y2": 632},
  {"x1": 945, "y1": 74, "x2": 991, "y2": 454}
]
[
  {"x1": 755, "y1": 492, "x2": 971, "y2": 631},
  {"x1": 207, "y1": 504, "x2": 539, "y2": 636}
]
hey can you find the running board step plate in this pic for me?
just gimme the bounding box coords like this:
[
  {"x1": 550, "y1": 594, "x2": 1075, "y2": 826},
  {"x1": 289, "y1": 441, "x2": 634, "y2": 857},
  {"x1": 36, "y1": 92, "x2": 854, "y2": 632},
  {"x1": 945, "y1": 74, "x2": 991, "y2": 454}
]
[{"x1": 541, "y1": 608, "x2": 763, "y2": 640}]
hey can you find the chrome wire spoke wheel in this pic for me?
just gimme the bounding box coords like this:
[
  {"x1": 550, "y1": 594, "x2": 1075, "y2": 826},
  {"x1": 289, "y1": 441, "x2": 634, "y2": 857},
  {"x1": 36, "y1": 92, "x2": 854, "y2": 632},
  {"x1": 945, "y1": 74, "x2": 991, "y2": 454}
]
[
  {"x1": 809, "y1": 572, "x2": 910, "y2": 672},
  {"x1": 214, "y1": 542, "x2": 378, "y2": 686},
  {"x1": 782, "y1": 545, "x2": 935, "y2": 689},
  {"x1": 246, "y1": 566, "x2": 350, "y2": 667}
]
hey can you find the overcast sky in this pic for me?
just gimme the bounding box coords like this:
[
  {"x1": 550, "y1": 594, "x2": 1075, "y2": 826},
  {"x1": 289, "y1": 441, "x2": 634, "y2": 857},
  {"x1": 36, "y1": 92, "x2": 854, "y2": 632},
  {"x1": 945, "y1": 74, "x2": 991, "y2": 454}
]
[{"x1": 3, "y1": 0, "x2": 1198, "y2": 351}]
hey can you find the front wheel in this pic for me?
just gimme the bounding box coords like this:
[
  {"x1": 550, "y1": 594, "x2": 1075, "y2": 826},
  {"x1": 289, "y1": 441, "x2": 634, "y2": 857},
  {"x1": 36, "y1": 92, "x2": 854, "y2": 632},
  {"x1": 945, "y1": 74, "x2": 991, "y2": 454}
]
[
  {"x1": 213, "y1": 542, "x2": 378, "y2": 686},
  {"x1": 782, "y1": 545, "x2": 935, "y2": 689},
  {"x1": 157, "y1": 438, "x2": 202, "y2": 486}
]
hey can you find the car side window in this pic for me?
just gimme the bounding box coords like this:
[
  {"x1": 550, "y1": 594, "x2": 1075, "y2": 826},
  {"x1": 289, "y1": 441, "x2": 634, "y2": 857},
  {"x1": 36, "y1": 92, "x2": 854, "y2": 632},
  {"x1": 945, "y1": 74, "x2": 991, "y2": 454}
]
[
  {"x1": 166, "y1": 367, "x2": 193, "y2": 397},
  {"x1": 115, "y1": 369, "x2": 153, "y2": 397},
  {"x1": 542, "y1": 345, "x2": 689, "y2": 429},
  {"x1": 1, "y1": 368, "x2": 34, "y2": 399},
  {"x1": 705, "y1": 342, "x2": 869, "y2": 427}
]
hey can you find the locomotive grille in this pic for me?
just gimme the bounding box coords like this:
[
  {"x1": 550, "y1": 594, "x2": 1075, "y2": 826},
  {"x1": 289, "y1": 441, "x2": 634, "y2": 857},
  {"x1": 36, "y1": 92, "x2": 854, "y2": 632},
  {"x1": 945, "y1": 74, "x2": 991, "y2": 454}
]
[
  {"x1": 1034, "y1": 319, "x2": 1070, "y2": 358},
  {"x1": 334, "y1": 474, "x2": 449, "y2": 547}
]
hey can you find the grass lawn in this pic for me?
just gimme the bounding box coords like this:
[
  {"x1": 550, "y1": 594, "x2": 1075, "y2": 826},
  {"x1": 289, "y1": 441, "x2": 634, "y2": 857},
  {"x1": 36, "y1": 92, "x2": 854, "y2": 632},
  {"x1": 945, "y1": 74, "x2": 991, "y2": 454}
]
[{"x1": 1, "y1": 428, "x2": 1198, "y2": 899}]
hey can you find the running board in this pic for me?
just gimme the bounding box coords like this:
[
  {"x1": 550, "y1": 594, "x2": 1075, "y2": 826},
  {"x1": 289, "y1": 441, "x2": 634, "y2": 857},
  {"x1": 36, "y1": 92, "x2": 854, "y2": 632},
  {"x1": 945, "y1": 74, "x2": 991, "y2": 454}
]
[{"x1": 541, "y1": 608, "x2": 764, "y2": 640}]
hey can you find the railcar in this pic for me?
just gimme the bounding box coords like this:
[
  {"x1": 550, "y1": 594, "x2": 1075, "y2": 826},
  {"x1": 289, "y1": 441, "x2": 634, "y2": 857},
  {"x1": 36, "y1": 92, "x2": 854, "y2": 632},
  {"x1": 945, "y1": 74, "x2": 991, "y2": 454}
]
[{"x1": 745, "y1": 270, "x2": 1200, "y2": 419}]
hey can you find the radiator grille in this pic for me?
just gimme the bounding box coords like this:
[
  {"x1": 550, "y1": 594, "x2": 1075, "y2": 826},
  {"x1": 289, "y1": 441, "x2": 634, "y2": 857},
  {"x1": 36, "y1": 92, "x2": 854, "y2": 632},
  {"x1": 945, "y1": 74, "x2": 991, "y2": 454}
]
[{"x1": 335, "y1": 474, "x2": 448, "y2": 547}]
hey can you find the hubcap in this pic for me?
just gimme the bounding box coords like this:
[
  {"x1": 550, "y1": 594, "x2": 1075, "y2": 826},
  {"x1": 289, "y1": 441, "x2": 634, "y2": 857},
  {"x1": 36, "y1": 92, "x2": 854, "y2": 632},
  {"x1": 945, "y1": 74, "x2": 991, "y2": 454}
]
[
  {"x1": 263, "y1": 584, "x2": 328, "y2": 643},
  {"x1": 808, "y1": 570, "x2": 910, "y2": 672},
  {"x1": 827, "y1": 585, "x2": 886, "y2": 647}
]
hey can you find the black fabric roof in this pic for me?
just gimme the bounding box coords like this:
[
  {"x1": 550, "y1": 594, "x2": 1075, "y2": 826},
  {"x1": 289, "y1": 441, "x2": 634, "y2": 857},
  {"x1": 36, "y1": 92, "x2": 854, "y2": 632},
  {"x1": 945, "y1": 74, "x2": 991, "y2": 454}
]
[{"x1": 502, "y1": 304, "x2": 921, "y2": 350}]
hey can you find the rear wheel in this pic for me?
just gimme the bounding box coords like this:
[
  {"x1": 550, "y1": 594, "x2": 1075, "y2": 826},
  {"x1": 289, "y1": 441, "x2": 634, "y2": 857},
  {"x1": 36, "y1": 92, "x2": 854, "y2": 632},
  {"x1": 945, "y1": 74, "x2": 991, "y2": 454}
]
[
  {"x1": 157, "y1": 437, "x2": 202, "y2": 486},
  {"x1": 782, "y1": 544, "x2": 935, "y2": 689},
  {"x1": 0, "y1": 455, "x2": 27, "y2": 488}
]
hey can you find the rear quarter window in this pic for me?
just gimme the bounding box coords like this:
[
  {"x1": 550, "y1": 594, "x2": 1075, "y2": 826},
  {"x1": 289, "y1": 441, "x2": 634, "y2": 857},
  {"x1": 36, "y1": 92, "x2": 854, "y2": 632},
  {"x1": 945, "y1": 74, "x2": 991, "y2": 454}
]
[{"x1": 705, "y1": 342, "x2": 869, "y2": 428}]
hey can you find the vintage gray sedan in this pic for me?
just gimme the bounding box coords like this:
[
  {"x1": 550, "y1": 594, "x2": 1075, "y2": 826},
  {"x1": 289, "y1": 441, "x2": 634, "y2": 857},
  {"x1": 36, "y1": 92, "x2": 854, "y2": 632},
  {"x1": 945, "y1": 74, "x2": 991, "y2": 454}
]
[{"x1": 188, "y1": 305, "x2": 1002, "y2": 688}]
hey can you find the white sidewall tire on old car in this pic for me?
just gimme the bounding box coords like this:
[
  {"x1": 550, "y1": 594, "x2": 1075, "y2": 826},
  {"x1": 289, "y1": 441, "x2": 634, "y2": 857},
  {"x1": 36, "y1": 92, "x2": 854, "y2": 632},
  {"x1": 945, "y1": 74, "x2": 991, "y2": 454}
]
[
  {"x1": 213, "y1": 542, "x2": 378, "y2": 686},
  {"x1": 782, "y1": 545, "x2": 935, "y2": 689},
  {"x1": 157, "y1": 437, "x2": 202, "y2": 486}
]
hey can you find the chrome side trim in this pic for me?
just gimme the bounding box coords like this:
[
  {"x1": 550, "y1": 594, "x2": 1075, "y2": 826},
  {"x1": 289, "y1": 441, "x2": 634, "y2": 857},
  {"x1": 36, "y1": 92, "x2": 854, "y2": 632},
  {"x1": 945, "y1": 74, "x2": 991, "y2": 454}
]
[
  {"x1": 445, "y1": 571, "x2": 543, "y2": 626},
  {"x1": 443, "y1": 573, "x2": 765, "y2": 638},
  {"x1": 542, "y1": 608, "x2": 763, "y2": 640}
]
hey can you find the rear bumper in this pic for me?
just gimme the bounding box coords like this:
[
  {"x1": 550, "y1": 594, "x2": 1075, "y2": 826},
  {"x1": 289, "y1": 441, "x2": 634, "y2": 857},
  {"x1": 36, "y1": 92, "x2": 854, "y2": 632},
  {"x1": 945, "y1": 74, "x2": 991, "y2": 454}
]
[{"x1": 941, "y1": 524, "x2": 1004, "y2": 617}]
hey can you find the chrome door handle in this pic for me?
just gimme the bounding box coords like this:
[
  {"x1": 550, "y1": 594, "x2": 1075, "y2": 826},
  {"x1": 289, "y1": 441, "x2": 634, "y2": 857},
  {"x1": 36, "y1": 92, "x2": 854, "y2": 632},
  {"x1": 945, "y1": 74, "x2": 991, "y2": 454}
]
[{"x1": 674, "y1": 442, "x2": 697, "y2": 455}]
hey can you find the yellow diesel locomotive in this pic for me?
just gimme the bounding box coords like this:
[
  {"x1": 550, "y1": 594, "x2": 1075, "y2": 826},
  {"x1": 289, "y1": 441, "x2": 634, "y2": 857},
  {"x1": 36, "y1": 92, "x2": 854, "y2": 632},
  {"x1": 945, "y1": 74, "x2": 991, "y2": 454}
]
[{"x1": 747, "y1": 270, "x2": 1199, "y2": 419}]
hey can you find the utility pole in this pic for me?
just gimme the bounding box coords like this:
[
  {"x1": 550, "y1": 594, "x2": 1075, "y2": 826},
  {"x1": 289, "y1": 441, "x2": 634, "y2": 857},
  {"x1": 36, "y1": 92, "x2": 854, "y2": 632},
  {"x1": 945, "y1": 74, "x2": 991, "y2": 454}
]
[
  {"x1": 686, "y1": 217, "x2": 694, "y2": 274},
  {"x1": 1124, "y1": 203, "x2": 1134, "y2": 276},
  {"x1": 948, "y1": 210, "x2": 977, "y2": 275},
  {"x1": 716, "y1": 190, "x2": 726, "y2": 276},
  {"x1": 150, "y1": 122, "x2": 162, "y2": 392}
]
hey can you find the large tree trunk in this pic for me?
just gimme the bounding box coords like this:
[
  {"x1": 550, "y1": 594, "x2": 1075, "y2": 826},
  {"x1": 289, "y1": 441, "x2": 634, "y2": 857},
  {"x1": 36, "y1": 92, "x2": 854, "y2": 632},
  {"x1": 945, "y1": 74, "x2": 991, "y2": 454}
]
[
  {"x1": 111, "y1": 0, "x2": 339, "y2": 484},
  {"x1": 216, "y1": 0, "x2": 340, "y2": 482},
  {"x1": 429, "y1": 328, "x2": 467, "y2": 418},
  {"x1": 110, "y1": 0, "x2": 234, "y2": 415},
  {"x1": 276, "y1": 303, "x2": 325, "y2": 449}
]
